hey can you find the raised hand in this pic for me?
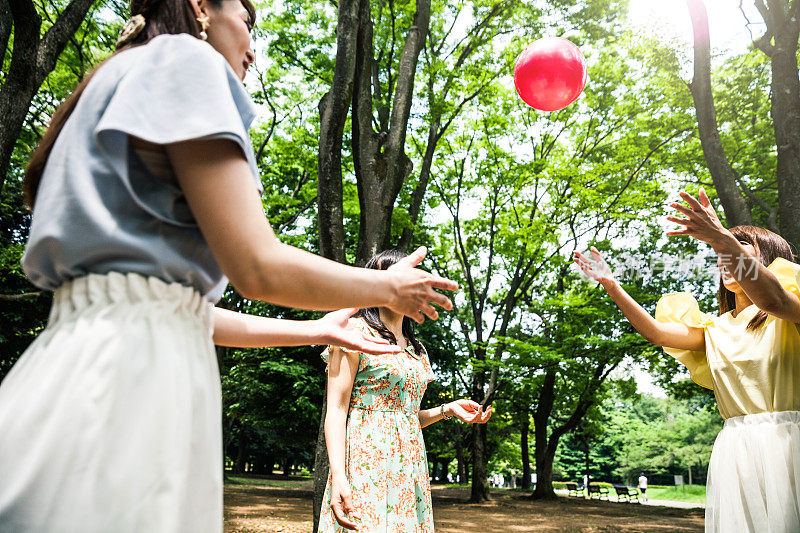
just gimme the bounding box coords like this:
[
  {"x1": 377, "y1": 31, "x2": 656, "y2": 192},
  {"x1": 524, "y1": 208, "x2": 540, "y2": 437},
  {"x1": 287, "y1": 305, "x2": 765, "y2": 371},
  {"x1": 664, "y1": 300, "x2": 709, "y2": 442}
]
[
  {"x1": 573, "y1": 247, "x2": 616, "y2": 288},
  {"x1": 316, "y1": 308, "x2": 402, "y2": 355},
  {"x1": 448, "y1": 399, "x2": 493, "y2": 424},
  {"x1": 385, "y1": 246, "x2": 459, "y2": 324},
  {"x1": 666, "y1": 188, "x2": 730, "y2": 247}
]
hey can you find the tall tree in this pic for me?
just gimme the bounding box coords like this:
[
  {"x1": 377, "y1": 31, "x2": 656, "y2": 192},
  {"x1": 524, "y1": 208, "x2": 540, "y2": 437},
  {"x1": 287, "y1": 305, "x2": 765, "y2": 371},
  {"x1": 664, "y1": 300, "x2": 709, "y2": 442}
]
[
  {"x1": 746, "y1": 0, "x2": 800, "y2": 250},
  {"x1": 0, "y1": 0, "x2": 100, "y2": 198},
  {"x1": 425, "y1": 26, "x2": 694, "y2": 498},
  {"x1": 685, "y1": 0, "x2": 753, "y2": 227},
  {"x1": 316, "y1": 0, "x2": 431, "y2": 266}
]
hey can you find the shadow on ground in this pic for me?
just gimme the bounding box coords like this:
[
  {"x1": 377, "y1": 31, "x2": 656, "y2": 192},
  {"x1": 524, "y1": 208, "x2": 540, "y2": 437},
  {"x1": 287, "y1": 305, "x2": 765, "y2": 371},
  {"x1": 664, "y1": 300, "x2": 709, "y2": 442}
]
[{"x1": 224, "y1": 480, "x2": 704, "y2": 532}]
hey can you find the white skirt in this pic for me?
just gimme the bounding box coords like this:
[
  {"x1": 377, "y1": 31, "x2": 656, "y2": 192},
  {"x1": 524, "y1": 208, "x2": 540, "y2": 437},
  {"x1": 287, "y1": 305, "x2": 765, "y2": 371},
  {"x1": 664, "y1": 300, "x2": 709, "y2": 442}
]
[
  {"x1": 706, "y1": 410, "x2": 800, "y2": 532},
  {"x1": 0, "y1": 272, "x2": 222, "y2": 532}
]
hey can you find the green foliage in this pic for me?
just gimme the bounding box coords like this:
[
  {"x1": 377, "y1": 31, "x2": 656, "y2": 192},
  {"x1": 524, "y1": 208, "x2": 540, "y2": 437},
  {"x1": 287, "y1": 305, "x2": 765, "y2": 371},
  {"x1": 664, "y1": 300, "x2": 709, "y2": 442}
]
[
  {"x1": 555, "y1": 394, "x2": 722, "y2": 486},
  {"x1": 1, "y1": 1, "x2": 121, "y2": 379},
  {"x1": 646, "y1": 484, "x2": 706, "y2": 504}
]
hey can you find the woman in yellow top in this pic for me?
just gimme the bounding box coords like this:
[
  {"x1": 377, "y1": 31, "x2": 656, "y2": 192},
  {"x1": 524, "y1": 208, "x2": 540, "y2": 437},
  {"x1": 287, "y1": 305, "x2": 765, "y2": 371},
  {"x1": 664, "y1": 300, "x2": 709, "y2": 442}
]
[{"x1": 574, "y1": 188, "x2": 800, "y2": 533}]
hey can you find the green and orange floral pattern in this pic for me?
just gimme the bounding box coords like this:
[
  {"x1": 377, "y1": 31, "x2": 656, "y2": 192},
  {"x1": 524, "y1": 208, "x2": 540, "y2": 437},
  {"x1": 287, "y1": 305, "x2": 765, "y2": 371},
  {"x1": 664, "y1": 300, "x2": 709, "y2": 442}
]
[{"x1": 319, "y1": 318, "x2": 436, "y2": 532}]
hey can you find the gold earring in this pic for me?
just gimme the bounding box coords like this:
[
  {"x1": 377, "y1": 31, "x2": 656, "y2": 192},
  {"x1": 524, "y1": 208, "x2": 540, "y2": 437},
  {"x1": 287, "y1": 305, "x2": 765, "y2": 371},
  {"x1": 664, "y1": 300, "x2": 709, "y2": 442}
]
[{"x1": 196, "y1": 13, "x2": 210, "y2": 40}]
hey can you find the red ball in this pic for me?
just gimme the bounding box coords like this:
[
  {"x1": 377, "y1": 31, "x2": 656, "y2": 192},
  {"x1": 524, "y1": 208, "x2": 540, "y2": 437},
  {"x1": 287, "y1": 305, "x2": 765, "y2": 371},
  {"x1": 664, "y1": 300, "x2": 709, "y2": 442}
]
[{"x1": 513, "y1": 37, "x2": 588, "y2": 112}]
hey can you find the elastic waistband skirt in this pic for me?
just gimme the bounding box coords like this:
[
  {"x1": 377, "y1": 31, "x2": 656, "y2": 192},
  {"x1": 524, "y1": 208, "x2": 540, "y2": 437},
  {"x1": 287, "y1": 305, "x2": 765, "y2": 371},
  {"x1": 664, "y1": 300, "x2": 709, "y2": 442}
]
[
  {"x1": 706, "y1": 410, "x2": 800, "y2": 533},
  {"x1": 48, "y1": 271, "x2": 213, "y2": 329},
  {"x1": 0, "y1": 272, "x2": 222, "y2": 533}
]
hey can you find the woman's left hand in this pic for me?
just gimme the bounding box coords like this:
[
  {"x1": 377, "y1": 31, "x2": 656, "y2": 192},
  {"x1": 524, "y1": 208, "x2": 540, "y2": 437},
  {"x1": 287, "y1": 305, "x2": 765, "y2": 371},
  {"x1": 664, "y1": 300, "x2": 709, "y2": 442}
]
[
  {"x1": 447, "y1": 399, "x2": 493, "y2": 424},
  {"x1": 666, "y1": 188, "x2": 732, "y2": 248},
  {"x1": 316, "y1": 308, "x2": 402, "y2": 355}
]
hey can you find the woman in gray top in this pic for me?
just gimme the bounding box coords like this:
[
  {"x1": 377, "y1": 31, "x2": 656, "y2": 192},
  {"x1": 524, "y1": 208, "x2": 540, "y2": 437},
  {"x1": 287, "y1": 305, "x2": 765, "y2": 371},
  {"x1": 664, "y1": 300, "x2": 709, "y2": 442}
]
[{"x1": 0, "y1": 0, "x2": 457, "y2": 531}]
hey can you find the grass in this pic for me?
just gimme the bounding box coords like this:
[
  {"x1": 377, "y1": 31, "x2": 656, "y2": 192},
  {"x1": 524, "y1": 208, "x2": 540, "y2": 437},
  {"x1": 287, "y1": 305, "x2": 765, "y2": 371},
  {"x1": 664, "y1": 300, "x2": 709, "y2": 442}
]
[
  {"x1": 646, "y1": 484, "x2": 706, "y2": 504},
  {"x1": 553, "y1": 481, "x2": 706, "y2": 504},
  {"x1": 225, "y1": 474, "x2": 311, "y2": 489}
]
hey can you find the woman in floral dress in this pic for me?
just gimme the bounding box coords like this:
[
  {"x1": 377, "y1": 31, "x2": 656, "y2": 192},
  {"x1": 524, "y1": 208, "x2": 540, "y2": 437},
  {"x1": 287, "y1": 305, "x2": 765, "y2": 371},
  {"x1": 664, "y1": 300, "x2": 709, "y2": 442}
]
[{"x1": 320, "y1": 249, "x2": 493, "y2": 532}]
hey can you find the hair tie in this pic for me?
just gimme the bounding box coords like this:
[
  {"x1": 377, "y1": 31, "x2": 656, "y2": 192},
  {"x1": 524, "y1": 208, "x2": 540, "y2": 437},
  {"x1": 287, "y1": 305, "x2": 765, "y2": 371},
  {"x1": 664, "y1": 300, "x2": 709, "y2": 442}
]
[{"x1": 116, "y1": 14, "x2": 146, "y2": 49}]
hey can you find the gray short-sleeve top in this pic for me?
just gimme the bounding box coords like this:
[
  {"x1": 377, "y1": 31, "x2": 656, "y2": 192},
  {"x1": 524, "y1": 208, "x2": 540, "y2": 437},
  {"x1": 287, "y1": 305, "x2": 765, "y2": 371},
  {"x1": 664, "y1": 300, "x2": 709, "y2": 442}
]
[{"x1": 22, "y1": 33, "x2": 262, "y2": 303}]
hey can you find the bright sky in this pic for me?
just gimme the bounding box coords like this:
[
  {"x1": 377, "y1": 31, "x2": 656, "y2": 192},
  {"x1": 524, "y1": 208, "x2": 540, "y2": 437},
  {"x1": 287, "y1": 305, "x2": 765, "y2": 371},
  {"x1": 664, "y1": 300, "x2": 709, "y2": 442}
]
[{"x1": 627, "y1": 0, "x2": 760, "y2": 54}]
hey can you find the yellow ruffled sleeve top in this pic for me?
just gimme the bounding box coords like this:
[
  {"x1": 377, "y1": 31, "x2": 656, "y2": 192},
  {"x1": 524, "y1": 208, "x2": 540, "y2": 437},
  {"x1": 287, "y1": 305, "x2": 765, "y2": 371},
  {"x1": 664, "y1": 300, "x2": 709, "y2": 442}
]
[{"x1": 655, "y1": 257, "x2": 800, "y2": 419}]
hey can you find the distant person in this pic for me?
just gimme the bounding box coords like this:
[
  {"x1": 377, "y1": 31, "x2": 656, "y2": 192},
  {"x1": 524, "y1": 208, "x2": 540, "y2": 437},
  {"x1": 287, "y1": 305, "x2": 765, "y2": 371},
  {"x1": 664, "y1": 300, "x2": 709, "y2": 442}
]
[
  {"x1": 575, "y1": 190, "x2": 800, "y2": 532},
  {"x1": 638, "y1": 473, "x2": 648, "y2": 502}
]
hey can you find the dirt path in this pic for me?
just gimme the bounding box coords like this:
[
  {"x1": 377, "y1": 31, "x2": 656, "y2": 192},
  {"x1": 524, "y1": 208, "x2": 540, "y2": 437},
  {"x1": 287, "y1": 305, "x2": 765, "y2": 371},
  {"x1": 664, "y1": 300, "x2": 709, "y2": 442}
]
[{"x1": 224, "y1": 481, "x2": 704, "y2": 532}]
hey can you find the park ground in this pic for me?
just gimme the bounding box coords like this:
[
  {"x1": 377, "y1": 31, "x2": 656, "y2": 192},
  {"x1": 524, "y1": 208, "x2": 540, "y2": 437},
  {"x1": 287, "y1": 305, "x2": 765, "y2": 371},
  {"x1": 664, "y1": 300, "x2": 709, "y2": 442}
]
[{"x1": 223, "y1": 476, "x2": 704, "y2": 533}]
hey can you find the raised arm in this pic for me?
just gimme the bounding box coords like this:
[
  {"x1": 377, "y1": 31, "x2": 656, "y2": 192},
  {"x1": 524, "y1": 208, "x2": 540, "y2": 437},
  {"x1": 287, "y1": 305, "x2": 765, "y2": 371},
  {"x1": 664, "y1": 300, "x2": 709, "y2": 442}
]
[
  {"x1": 324, "y1": 346, "x2": 361, "y2": 530},
  {"x1": 165, "y1": 137, "x2": 457, "y2": 322},
  {"x1": 573, "y1": 248, "x2": 705, "y2": 351},
  {"x1": 668, "y1": 188, "x2": 800, "y2": 323}
]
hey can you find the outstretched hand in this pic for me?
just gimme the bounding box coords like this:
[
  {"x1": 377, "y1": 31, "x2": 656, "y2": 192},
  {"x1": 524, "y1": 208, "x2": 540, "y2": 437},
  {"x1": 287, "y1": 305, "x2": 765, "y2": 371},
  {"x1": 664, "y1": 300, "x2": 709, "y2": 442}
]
[
  {"x1": 666, "y1": 188, "x2": 731, "y2": 247},
  {"x1": 448, "y1": 399, "x2": 493, "y2": 424},
  {"x1": 385, "y1": 246, "x2": 459, "y2": 324},
  {"x1": 573, "y1": 247, "x2": 616, "y2": 288},
  {"x1": 317, "y1": 308, "x2": 402, "y2": 355}
]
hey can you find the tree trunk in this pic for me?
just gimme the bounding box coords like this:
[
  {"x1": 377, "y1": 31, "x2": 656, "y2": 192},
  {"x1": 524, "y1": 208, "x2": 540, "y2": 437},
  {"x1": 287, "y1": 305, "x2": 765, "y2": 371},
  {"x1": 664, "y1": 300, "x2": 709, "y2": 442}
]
[
  {"x1": 470, "y1": 423, "x2": 490, "y2": 501},
  {"x1": 584, "y1": 440, "x2": 590, "y2": 483},
  {"x1": 735, "y1": 0, "x2": 800, "y2": 249},
  {"x1": 265, "y1": 452, "x2": 275, "y2": 475},
  {"x1": 351, "y1": 0, "x2": 387, "y2": 264},
  {"x1": 532, "y1": 444, "x2": 558, "y2": 499},
  {"x1": 532, "y1": 370, "x2": 557, "y2": 499},
  {"x1": 768, "y1": 18, "x2": 800, "y2": 251},
  {"x1": 521, "y1": 415, "x2": 531, "y2": 490},
  {"x1": 686, "y1": 0, "x2": 752, "y2": 227},
  {"x1": 316, "y1": 0, "x2": 359, "y2": 264},
  {"x1": 455, "y1": 435, "x2": 466, "y2": 483},
  {"x1": 468, "y1": 351, "x2": 491, "y2": 501},
  {"x1": 439, "y1": 459, "x2": 450, "y2": 483},
  {"x1": 312, "y1": 393, "x2": 329, "y2": 533},
  {"x1": 0, "y1": 0, "x2": 11, "y2": 67},
  {"x1": 0, "y1": 0, "x2": 97, "y2": 198},
  {"x1": 234, "y1": 429, "x2": 249, "y2": 475},
  {"x1": 352, "y1": 0, "x2": 431, "y2": 264}
]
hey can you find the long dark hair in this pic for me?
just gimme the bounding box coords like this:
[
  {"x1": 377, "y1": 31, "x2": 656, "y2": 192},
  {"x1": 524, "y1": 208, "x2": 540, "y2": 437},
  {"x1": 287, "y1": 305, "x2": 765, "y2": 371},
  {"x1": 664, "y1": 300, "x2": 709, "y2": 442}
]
[
  {"x1": 719, "y1": 225, "x2": 795, "y2": 331},
  {"x1": 355, "y1": 249, "x2": 424, "y2": 353},
  {"x1": 23, "y1": 0, "x2": 256, "y2": 208}
]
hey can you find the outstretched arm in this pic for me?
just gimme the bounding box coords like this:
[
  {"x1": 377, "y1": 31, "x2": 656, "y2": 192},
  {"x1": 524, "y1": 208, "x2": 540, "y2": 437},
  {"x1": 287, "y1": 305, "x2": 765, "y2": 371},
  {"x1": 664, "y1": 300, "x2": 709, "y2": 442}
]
[
  {"x1": 212, "y1": 307, "x2": 402, "y2": 354},
  {"x1": 166, "y1": 137, "x2": 457, "y2": 322},
  {"x1": 418, "y1": 399, "x2": 493, "y2": 428},
  {"x1": 573, "y1": 248, "x2": 705, "y2": 351}
]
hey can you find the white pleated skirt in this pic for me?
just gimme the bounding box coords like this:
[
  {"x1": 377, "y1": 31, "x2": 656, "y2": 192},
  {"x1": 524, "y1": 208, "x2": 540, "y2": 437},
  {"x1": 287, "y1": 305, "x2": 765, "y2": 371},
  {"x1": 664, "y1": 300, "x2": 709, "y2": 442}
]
[
  {"x1": 706, "y1": 410, "x2": 800, "y2": 532},
  {"x1": 0, "y1": 272, "x2": 222, "y2": 532}
]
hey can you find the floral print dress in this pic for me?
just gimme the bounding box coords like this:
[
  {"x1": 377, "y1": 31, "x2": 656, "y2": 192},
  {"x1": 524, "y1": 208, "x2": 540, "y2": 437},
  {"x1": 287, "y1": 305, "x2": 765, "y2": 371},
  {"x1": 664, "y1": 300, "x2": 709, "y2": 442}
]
[{"x1": 319, "y1": 318, "x2": 437, "y2": 532}]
